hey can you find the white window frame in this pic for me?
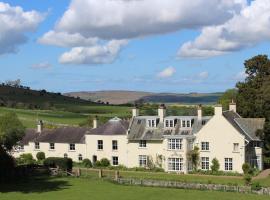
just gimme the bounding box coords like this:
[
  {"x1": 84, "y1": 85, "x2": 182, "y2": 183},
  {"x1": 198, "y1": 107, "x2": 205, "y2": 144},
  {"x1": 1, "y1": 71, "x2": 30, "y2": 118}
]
[
  {"x1": 112, "y1": 156, "x2": 119, "y2": 166},
  {"x1": 187, "y1": 120, "x2": 191, "y2": 127},
  {"x1": 97, "y1": 140, "x2": 103, "y2": 150},
  {"x1": 182, "y1": 120, "x2": 186, "y2": 127},
  {"x1": 201, "y1": 157, "x2": 209, "y2": 170},
  {"x1": 139, "y1": 140, "x2": 147, "y2": 148},
  {"x1": 147, "y1": 119, "x2": 156, "y2": 128},
  {"x1": 225, "y1": 158, "x2": 233, "y2": 171},
  {"x1": 78, "y1": 154, "x2": 83, "y2": 161},
  {"x1": 168, "y1": 139, "x2": 182, "y2": 150},
  {"x1": 112, "y1": 140, "x2": 118, "y2": 150},
  {"x1": 69, "y1": 143, "x2": 76, "y2": 151},
  {"x1": 49, "y1": 143, "x2": 55, "y2": 150},
  {"x1": 165, "y1": 120, "x2": 174, "y2": 128},
  {"x1": 233, "y1": 143, "x2": 239, "y2": 152},
  {"x1": 201, "y1": 142, "x2": 209, "y2": 151},
  {"x1": 35, "y1": 142, "x2": 40, "y2": 150},
  {"x1": 168, "y1": 158, "x2": 183, "y2": 171},
  {"x1": 139, "y1": 155, "x2": 147, "y2": 167}
]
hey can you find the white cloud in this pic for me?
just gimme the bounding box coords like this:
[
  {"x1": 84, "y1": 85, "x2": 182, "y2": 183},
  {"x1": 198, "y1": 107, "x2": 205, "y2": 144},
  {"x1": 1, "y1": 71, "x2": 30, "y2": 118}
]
[
  {"x1": 178, "y1": 0, "x2": 270, "y2": 58},
  {"x1": 31, "y1": 62, "x2": 52, "y2": 69},
  {"x1": 38, "y1": 31, "x2": 98, "y2": 48},
  {"x1": 55, "y1": 0, "x2": 245, "y2": 40},
  {"x1": 59, "y1": 40, "x2": 128, "y2": 64},
  {"x1": 234, "y1": 71, "x2": 247, "y2": 81},
  {"x1": 198, "y1": 71, "x2": 209, "y2": 79},
  {"x1": 0, "y1": 2, "x2": 44, "y2": 55},
  {"x1": 157, "y1": 67, "x2": 176, "y2": 78}
]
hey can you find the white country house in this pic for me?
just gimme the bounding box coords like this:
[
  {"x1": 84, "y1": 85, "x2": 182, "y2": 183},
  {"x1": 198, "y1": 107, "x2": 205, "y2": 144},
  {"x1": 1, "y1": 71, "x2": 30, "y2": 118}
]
[{"x1": 13, "y1": 103, "x2": 265, "y2": 173}]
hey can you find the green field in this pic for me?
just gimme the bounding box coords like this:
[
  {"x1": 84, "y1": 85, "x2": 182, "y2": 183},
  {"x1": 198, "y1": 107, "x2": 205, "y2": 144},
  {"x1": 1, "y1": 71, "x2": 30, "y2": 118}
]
[{"x1": 0, "y1": 176, "x2": 269, "y2": 200}]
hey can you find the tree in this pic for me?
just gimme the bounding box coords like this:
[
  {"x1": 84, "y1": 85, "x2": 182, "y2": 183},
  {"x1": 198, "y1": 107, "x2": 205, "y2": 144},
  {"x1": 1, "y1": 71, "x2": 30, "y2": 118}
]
[
  {"x1": 36, "y1": 152, "x2": 46, "y2": 161},
  {"x1": 211, "y1": 158, "x2": 220, "y2": 173},
  {"x1": 0, "y1": 112, "x2": 25, "y2": 151},
  {"x1": 16, "y1": 153, "x2": 35, "y2": 165},
  {"x1": 218, "y1": 89, "x2": 238, "y2": 110},
  {"x1": 187, "y1": 146, "x2": 200, "y2": 171},
  {"x1": 236, "y1": 55, "x2": 270, "y2": 158}
]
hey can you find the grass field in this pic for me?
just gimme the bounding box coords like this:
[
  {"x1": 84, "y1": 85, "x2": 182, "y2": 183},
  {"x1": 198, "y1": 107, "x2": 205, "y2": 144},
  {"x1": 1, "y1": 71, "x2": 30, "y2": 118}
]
[{"x1": 0, "y1": 176, "x2": 269, "y2": 200}]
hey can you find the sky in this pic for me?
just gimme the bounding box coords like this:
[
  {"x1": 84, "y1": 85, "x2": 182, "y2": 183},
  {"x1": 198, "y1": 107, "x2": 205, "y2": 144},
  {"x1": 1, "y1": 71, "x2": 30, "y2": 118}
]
[{"x1": 0, "y1": 0, "x2": 269, "y2": 93}]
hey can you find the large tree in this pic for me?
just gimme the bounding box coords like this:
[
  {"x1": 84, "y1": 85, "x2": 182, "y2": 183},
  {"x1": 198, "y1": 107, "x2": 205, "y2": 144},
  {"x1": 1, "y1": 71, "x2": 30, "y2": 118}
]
[
  {"x1": 236, "y1": 55, "x2": 270, "y2": 157},
  {"x1": 0, "y1": 112, "x2": 25, "y2": 151}
]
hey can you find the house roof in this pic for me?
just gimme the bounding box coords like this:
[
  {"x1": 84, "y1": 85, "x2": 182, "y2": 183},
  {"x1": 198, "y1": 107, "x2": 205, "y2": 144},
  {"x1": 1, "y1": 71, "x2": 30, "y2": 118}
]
[
  {"x1": 88, "y1": 117, "x2": 129, "y2": 135},
  {"x1": 21, "y1": 127, "x2": 90, "y2": 145},
  {"x1": 223, "y1": 110, "x2": 265, "y2": 141},
  {"x1": 127, "y1": 116, "x2": 211, "y2": 141}
]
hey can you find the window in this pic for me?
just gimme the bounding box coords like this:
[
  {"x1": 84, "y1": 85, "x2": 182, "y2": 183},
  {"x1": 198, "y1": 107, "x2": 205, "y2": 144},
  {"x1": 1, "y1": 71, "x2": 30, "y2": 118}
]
[
  {"x1": 225, "y1": 158, "x2": 233, "y2": 171},
  {"x1": 187, "y1": 120, "x2": 191, "y2": 127},
  {"x1": 233, "y1": 143, "x2": 239, "y2": 152},
  {"x1": 98, "y1": 140, "x2": 103, "y2": 150},
  {"x1": 165, "y1": 120, "x2": 174, "y2": 128},
  {"x1": 168, "y1": 139, "x2": 182, "y2": 150},
  {"x1": 139, "y1": 140, "x2": 147, "y2": 148},
  {"x1": 49, "y1": 143, "x2": 55, "y2": 150},
  {"x1": 201, "y1": 157, "x2": 209, "y2": 170},
  {"x1": 69, "y1": 143, "x2": 76, "y2": 151},
  {"x1": 182, "y1": 120, "x2": 186, "y2": 127},
  {"x1": 147, "y1": 119, "x2": 156, "y2": 127},
  {"x1": 112, "y1": 140, "x2": 118, "y2": 150},
  {"x1": 35, "y1": 142, "x2": 40, "y2": 150},
  {"x1": 78, "y1": 154, "x2": 83, "y2": 161},
  {"x1": 139, "y1": 155, "x2": 147, "y2": 167},
  {"x1": 64, "y1": 153, "x2": 68, "y2": 158},
  {"x1": 168, "y1": 158, "x2": 183, "y2": 171},
  {"x1": 201, "y1": 142, "x2": 209, "y2": 151},
  {"x1": 112, "y1": 156, "x2": 119, "y2": 166}
]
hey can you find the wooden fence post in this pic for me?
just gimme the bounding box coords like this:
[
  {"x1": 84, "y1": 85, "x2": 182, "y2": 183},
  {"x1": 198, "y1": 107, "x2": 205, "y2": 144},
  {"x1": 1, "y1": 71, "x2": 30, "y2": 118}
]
[
  {"x1": 115, "y1": 170, "x2": 119, "y2": 181},
  {"x1": 99, "y1": 169, "x2": 103, "y2": 178}
]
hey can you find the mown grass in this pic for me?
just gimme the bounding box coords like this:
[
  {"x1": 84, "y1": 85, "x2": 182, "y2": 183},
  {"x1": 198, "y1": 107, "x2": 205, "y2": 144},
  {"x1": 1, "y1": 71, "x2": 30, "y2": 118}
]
[{"x1": 0, "y1": 175, "x2": 269, "y2": 200}]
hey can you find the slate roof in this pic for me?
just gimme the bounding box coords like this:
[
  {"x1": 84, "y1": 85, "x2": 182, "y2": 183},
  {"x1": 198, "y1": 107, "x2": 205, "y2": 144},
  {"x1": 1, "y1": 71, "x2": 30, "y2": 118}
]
[
  {"x1": 88, "y1": 117, "x2": 129, "y2": 135},
  {"x1": 223, "y1": 110, "x2": 265, "y2": 141},
  {"x1": 127, "y1": 116, "x2": 211, "y2": 141},
  {"x1": 21, "y1": 127, "x2": 90, "y2": 145}
]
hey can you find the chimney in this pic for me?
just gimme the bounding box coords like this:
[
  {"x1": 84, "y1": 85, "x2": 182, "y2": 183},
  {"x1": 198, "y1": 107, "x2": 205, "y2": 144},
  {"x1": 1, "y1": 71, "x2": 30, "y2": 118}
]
[
  {"x1": 197, "y1": 104, "x2": 202, "y2": 121},
  {"x1": 37, "y1": 120, "x2": 43, "y2": 133},
  {"x1": 229, "y1": 99, "x2": 236, "y2": 112},
  {"x1": 158, "y1": 104, "x2": 166, "y2": 122},
  {"x1": 214, "y1": 105, "x2": 223, "y2": 116},
  {"x1": 93, "y1": 116, "x2": 98, "y2": 129},
  {"x1": 132, "y1": 104, "x2": 139, "y2": 117}
]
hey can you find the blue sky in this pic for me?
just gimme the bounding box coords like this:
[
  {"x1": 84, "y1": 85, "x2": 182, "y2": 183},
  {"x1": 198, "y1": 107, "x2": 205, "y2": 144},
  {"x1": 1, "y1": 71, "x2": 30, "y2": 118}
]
[{"x1": 0, "y1": 0, "x2": 269, "y2": 93}]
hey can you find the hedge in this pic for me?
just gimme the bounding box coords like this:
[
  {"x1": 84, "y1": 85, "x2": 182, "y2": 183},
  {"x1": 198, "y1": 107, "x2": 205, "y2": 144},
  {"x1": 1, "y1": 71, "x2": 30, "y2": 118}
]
[{"x1": 44, "y1": 157, "x2": 73, "y2": 171}]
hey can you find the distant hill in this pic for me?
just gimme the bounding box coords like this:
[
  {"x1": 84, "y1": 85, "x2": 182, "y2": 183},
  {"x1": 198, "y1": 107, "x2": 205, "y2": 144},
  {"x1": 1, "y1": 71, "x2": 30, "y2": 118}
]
[{"x1": 65, "y1": 90, "x2": 223, "y2": 105}]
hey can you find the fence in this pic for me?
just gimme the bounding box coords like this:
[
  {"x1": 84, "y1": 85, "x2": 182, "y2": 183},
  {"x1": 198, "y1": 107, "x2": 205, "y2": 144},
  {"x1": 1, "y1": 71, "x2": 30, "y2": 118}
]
[{"x1": 115, "y1": 178, "x2": 270, "y2": 196}]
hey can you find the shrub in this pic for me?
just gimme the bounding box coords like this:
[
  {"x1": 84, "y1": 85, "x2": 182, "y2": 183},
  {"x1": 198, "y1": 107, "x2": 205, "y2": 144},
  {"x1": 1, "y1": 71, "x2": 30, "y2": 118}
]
[
  {"x1": 242, "y1": 163, "x2": 250, "y2": 174},
  {"x1": 244, "y1": 174, "x2": 252, "y2": 185},
  {"x1": 251, "y1": 182, "x2": 262, "y2": 191},
  {"x1": 100, "y1": 158, "x2": 110, "y2": 167},
  {"x1": 36, "y1": 152, "x2": 45, "y2": 161},
  {"x1": 16, "y1": 153, "x2": 35, "y2": 165},
  {"x1": 82, "y1": 159, "x2": 92, "y2": 168},
  {"x1": 94, "y1": 160, "x2": 101, "y2": 167},
  {"x1": 44, "y1": 157, "x2": 73, "y2": 171},
  {"x1": 211, "y1": 158, "x2": 220, "y2": 173}
]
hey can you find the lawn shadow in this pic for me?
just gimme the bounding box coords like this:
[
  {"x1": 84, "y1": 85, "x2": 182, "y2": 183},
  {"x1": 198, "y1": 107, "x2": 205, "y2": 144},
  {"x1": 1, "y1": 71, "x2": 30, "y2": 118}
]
[{"x1": 0, "y1": 175, "x2": 71, "y2": 194}]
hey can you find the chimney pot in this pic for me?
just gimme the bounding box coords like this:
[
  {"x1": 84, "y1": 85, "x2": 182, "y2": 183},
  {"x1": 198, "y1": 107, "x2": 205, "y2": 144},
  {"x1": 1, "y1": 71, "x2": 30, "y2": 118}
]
[
  {"x1": 93, "y1": 116, "x2": 98, "y2": 129},
  {"x1": 214, "y1": 105, "x2": 223, "y2": 116},
  {"x1": 158, "y1": 104, "x2": 166, "y2": 122}
]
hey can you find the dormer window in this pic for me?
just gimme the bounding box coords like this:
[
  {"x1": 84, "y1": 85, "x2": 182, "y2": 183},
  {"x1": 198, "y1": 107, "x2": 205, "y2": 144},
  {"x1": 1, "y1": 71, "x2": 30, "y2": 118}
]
[
  {"x1": 165, "y1": 119, "x2": 174, "y2": 128},
  {"x1": 147, "y1": 119, "x2": 156, "y2": 127},
  {"x1": 181, "y1": 120, "x2": 191, "y2": 128},
  {"x1": 182, "y1": 120, "x2": 186, "y2": 127},
  {"x1": 187, "y1": 120, "x2": 191, "y2": 127}
]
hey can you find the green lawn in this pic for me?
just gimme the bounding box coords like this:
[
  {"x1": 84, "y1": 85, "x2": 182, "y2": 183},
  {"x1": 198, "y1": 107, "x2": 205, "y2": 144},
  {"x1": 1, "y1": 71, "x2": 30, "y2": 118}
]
[{"x1": 0, "y1": 176, "x2": 269, "y2": 200}]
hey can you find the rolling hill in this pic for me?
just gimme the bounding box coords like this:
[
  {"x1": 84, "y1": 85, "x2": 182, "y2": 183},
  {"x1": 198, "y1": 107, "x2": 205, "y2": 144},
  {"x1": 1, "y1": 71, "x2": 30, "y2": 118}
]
[{"x1": 65, "y1": 90, "x2": 223, "y2": 105}]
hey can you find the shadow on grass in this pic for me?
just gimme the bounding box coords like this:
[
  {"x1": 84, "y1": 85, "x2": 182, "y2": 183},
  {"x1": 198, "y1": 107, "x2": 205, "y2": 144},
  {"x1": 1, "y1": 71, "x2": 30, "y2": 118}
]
[{"x1": 0, "y1": 175, "x2": 71, "y2": 194}]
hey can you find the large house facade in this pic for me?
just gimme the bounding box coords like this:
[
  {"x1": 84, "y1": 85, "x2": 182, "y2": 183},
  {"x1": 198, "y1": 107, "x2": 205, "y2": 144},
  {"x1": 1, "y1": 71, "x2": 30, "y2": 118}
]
[{"x1": 13, "y1": 103, "x2": 265, "y2": 174}]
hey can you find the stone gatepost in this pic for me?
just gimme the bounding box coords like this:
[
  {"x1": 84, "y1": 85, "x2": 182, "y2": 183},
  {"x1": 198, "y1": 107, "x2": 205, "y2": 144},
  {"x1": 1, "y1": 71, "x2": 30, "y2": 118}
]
[{"x1": 99, "y1": 169, "x2": 103, "y2": 178}]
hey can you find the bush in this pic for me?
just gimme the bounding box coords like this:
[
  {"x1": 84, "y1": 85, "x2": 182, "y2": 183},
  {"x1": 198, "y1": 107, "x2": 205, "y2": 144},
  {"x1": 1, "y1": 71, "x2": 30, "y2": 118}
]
[
  {"x1": 0, "y1": 147, "x2": 15, "y2": 182},
  {"x1": 82, "y1": 159, "x2": 92, "y2": 168},
  {"x1": 211, "y1": 158, "x2": 220, "y2": 173},
  {"x1": 44, "y1": 157, "x2": 73, "y2": 171},
  {"x1": 244, "y1": 174, "x2": 252, "y2": 185},
  {"x1": 16, "y1": 153, "x2": 35, "y2": 165},
  {"x1": 251, "y1": 182, "x2": 262, "y2": 191},
  {"x1": 242, "y1": 163, "x2": 250, "y2": 174},
  {"x1": 36, "y1": 152, "x2": 45, "y2": 161},
  {"x1": 99, "y1": 158, "x2": 110, "y2": 167}
]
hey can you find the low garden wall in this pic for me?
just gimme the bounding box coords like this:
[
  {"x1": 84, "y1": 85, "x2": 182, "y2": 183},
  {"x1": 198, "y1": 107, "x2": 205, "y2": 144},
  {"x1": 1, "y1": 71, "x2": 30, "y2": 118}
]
[{"x1": 115, "y1": 178, "x2": 270, "y2": 196}]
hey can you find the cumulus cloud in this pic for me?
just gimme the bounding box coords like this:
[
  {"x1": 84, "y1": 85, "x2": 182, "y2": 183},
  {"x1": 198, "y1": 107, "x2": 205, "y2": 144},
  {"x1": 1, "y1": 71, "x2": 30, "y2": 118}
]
[
  {"x1": 178, "y1": 0, "x2": 270, "y2": 58},
  {"x1": 59, "y1": 40, "x2": 128, "y2": 64},
  {"x1": 0, "y1": 2, "x2": 44, "y2": 55},
  {"x1": 157, "y1": 67, "x2": 176, "y2": 78},
  {"x1": 31, "y1": 62, "x2": 52, "y2": 69}
]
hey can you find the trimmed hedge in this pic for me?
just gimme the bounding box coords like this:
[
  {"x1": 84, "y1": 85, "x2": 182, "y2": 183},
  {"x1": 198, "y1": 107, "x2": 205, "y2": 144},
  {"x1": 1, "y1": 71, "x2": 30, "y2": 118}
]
[
  {"x1": 44, "y1": 157, "x2": 73, "y2": 171},
  {"x1": 36, "y1": 152, "x2": 45, "y2": 161}
]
